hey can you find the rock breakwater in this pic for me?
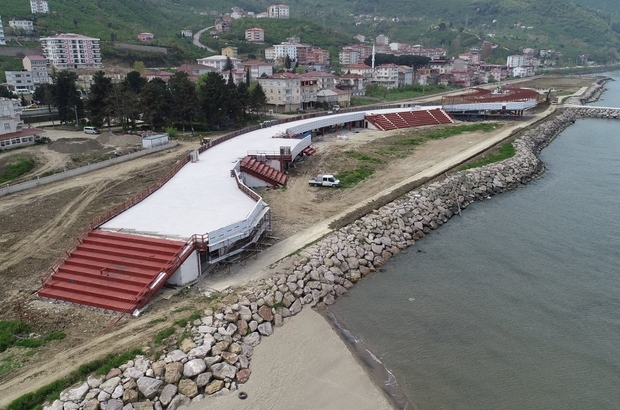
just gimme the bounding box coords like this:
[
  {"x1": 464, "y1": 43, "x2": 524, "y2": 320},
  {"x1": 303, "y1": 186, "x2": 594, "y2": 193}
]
[{"x1": 45, "y1": 109, "x2": 583, "y2": 410}]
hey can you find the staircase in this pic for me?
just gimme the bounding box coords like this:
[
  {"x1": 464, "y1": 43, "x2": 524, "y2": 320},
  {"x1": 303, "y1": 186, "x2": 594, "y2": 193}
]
[
  {"x1": 38, "y1": 231, "x2": 189, "y2": 313},
  {"x1": 240, "y1": 156, "x2": 288, "y2": 187}
]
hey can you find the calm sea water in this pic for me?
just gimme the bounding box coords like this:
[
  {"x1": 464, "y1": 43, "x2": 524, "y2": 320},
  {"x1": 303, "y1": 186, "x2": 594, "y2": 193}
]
[{"x1": 329, "y1": 73, "x2": 620, "y2": 410}]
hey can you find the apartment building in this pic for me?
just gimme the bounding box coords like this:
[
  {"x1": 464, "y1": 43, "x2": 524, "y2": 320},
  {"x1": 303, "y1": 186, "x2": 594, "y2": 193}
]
[
  {"x1": 0, "y1": 16, "x2": 5, "y2": 45},
  {"x1": 258, "y1": 72, "x2": 302, "y2": 112},
  {"x1": 9, "y1": 19, "x2": 34, "y2": 33},
  {"x1": 299, "y1": 71, "x2": 335, "y2": 90},
  {"x1": 342, "y1": 64, "x2": 374, "y2": 78},
  {"x1": 374, "y1": 64, "x2": 400, "y2": 89},
  {"x1": 22, "y1": 55, "x2": 50, "y2": 86},
  {"x1": 196, "y1": 55, "x2": 240, "y2": 71},
  {"x1": 30, "y1": 0, "x2": 49, "y2": 14},
  {"x1": 238, "y1": 61, "x2": 273, "y2": 81},
  {"x1": 245, "y1": 28, "x2": 264, "y2": 42},
  {"x1": 41, "y1": 33, "x2": 102, "y2": 69},
  {"x1": 268, "y1": 4, "x2": 290, "y2": 18},
  {"x1": 0, "y1": 98, "x2": 39, "y2": 151}
]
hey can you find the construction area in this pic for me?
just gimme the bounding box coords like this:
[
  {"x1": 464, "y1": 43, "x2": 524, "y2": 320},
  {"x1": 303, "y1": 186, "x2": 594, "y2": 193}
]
[{"x1": 0, "y1": 75, "x2": 598, "y2": 407}]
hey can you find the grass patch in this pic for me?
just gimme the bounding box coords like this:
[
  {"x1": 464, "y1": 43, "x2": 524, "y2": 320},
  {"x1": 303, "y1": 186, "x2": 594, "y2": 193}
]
[
  {"x1": 344, "y1": 151, "x2": 385, "y2": 164},
  {"x1": 0, "y1": 155, "x2": 36, "y2": 184},
  {"x1": 350, "y1": 97, "x2": 380, "y2": 106},
  {"x1": 177, "y1": 330, "x2": 191, "y2": 344},
  {"x1": 15, "y1": 332, "x2": 66, "y2": 349},
  {"x1": 0, "y1": 321, "x2": 31, "y2": 353},
  {"x1": 148, "y1": 317, "x2": 167, "y2": 325},
  {"x1": 337, "y1": 166, "x2": 375, "y2": 188},
  {"x1": 461, "y1": 142, "x2": 516, "y2": 170},
  {"x1": 154, "y1": 327, "x2": 175, "y2": 345},
  {"x1": 5, "y1": 348, "x2": 143, "y2": 410},
  {"x1": 424, "y1": 123, "x2": 499, "y2": 140},
  {"x1": 0, "y1": 355, "x2": 21, "y2": 378}
]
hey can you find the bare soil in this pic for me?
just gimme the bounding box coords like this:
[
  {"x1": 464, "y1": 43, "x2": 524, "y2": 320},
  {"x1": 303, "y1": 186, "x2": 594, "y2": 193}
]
[{"x1": 0, "y1": 76, "x2": 594, "y2": 407}]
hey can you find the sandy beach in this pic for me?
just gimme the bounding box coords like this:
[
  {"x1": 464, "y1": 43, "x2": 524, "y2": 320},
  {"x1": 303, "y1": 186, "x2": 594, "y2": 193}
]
[{"x1": 184, "y1": 307, "x2": 394, "y2": 410}]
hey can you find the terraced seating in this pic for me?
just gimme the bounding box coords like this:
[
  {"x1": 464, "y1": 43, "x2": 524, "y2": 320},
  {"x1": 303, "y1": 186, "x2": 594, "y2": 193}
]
[{"x1": 240, "y1": 156, "x2": 288, "y2": 187}]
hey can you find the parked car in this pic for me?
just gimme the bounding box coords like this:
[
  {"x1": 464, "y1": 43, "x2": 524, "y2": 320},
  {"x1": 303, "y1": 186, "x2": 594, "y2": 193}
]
[{"x1": 83, "y1": 126, "x2": 101, "y2": 134}]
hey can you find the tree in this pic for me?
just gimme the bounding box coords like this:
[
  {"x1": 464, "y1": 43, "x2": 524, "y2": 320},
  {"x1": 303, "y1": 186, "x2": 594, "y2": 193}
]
[
  {"x1": 0, "y1": 86, "x2": 17, "y2": 99},
  {"x1": 123, "y1": 71, "x2": 146, "y2": 94},
  {"x1": 285, "y1": 54, "x2": 293, "y2": 70},
  {"x1": 168, "y1": 71, "x2": 198, "y2": 132},
  {"x1": 33, "y1": 83, "x2": 56, "y2": 127},
  {"x1": 197, "y1": 72, "x2": 227, "y2": 128},
  {"x1": 141, "y1": 78, "x2": 171, "y2": 130},
  {"x1": 250, "y1": 83, "x2": 267, "y2": 115},
  {"x1": 223, "y1": 56, "x2": 234, "y2": 72},
  {"x1": 133, "y1": 61, "x2": 146, "y2": 75},
  {"x1": 52, "y1": 70, "x2": 82, "y2": 125},
  {"x1": 235, "y1": 81, "x2": 250, "y2": 122},
  {"x1": 226, "y1": 72, "x2": 241, "y2": 122},
  {"x1": 106, "y1": 83, "x2": 139, "y2": 130},
  {"x1": 121, "y1": 71, "x2": 146, "y2": 129},
  {"x1": 86, "y1": 71, "x2": 112, "y2": 127}
]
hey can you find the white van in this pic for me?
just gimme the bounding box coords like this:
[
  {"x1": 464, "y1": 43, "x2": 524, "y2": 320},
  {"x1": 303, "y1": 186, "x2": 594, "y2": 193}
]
[{"x1": 84, "y1": 126, "x2": 100, "y2": 134}]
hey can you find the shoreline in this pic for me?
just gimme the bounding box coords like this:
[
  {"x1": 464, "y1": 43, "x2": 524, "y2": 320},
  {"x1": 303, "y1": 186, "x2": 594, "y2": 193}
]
[{"x1": 36, "y1": 79, "x2": 615, "y2": 410}]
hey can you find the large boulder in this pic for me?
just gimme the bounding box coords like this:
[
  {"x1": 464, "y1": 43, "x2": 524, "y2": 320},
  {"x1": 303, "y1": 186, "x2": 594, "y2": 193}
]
[
  {"x1": 210, "y1": 362, "x2": 237, "y2": 380},
  {"x1": 205, "y1": 380, "x2": 225, "y2": 395},
  {"x1": 136, "y1": 377, "x2": 163, "y2": 400},
  {"x1": 183, "y1": 358, "x2": 207, "y2": 378},
  {"x1": 164, "y1": 362, "x2": 184, "y2": 384},
  {"x1": 159, "y1": 384, "x2": 177, "y2": 407},
  {"x1": 59, "y1": 382, "x2": 90, "y2": 402},
  {"x1": 178, "y1": 379, "x2": 198, "y2": 398}
]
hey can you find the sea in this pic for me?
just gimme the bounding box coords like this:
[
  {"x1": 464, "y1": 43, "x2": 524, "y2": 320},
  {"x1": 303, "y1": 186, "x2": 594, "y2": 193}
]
[{"x1": 328, "y1": 72, "x2": 620, "y2": 410}]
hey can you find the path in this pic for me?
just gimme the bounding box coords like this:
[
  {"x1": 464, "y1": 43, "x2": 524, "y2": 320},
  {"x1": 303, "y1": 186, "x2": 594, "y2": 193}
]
[{"x1": 193, "y1": 26, "x2": 216, "y2": 52}]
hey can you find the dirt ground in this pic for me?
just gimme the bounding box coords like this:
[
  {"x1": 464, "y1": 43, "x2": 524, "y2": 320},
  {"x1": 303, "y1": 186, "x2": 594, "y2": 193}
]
[{"x1": 0, "y1": 76, "x2": 597, "y2": 407}]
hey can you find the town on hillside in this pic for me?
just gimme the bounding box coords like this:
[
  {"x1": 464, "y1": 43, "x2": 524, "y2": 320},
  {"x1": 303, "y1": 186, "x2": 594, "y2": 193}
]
[{"x1": 0, "y1": 1, "x2": 597, "y2": 149}]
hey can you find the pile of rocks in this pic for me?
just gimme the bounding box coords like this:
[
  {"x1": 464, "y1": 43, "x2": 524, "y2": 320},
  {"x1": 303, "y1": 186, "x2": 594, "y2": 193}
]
[
  {"x1": 572, "y1": 107, "x2": 620, "y2": 119},
  {"x1": 569, "y1": 78, "x2": 609, "y2": 105},
  {"x1": 46, "y1": 109, "x2": 581, "y2": 410}
]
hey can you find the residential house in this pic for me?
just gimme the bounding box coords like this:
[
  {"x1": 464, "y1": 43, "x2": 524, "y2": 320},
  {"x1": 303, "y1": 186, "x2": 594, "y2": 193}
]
[
  {"x1": 316, "y1": 89, "x2": 339, "y2": 107},
  {"x1": 398, "y1": 65, "x2": 414, "y2": 87},
  {"x1": 221, "y1": 47, "x2": 238, "y2": 58},
  {"x1": 306, "y1": 48, "x2": 329, "y2": 65},
  {"x1": 268, "y1": 4, "x2": 290, "y2": 18},
  {"x1": 373, "y1": 64, "x2": 400, "y2": 89},
  {"x1": 354, "y1": 34, "x2": 365, "y2": 43},
  {"x1": 300, "y1": 77, "x2": 318, "y2": 109},
  {"x1": 5, "y1": 71, "x2": 35, "y2": 93},
  {"x1": 258, "y1": 72, "x2": 302, "y2": 112},
  {"x1": 196, "y1": 55, "x2": 240, "y2": 71},
  {"x1": 339, "y1": 47, "x2": 361, "y2": 65},
  {"x1": 9, "y1": 19, "x2": 34, "y2": 33},
  {"x1": 506, "y1": 55, "x2": 526, "y2": 69},
  {"x1": 299, "y1": 71, "x2": 335, "y2": 90},
  {"x1": 181, "y1": 29, "x2": 193, "y2": 38},
  {"x1": 177, "y1": 64, "x2": 218, "y2": 81},
  {"x1": 428, "y1": 59, "x2": 452, "y2": 75},
  {"x1": 256, "y1": 12, "x2": 269, "y2": 18},
  {"x1": 145, "y1": 70, "x2": 174, "y2": 82},
  {"x1": 0, "y1": 98, "x2": 42, "y2": 150},
  {"x1": 375, "y1": 34, "x2": 389, "y2": 46},
  {"x1": 40, "y1": 33, "x2": 102, "y2": 70},
  {"x1": 23, "y1": 55, "x2": 50, "y2": 87},
  {"x1": 264, "y1": 47, "x2": 276, "y2": 60},
  {"x1": 30, "y1": 0, "x2": 49, "y2": 14},
  {"x1": 214, "y1": 20, "x2": 230, "y2": 32},
  {"x1": 336, "y1": 73, "x2": 367, "y2": 96},
  {"x1": 238, "y1": 61, "x2": 273, "y2": 81},
  {"x1": 332, "y1": 88, "x2": 351, "y2": 107},
  {"x1": 273, "y1": 42, "x2": 302, "y2": 61},
  {"x1": 137, "y1": 33, "x2": 154, "y2": 42},
  {"x1": 342, "y1": 64, "x2": 373, "y2": 78},
  {"x1": 245, "y1": 28, "x2": 264, "y2": 42}
]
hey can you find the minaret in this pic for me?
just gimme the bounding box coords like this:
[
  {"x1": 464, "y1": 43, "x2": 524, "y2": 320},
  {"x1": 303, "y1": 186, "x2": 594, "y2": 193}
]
[{"x1": 371, "y1": 43, "x2": 376, "y2": 70}]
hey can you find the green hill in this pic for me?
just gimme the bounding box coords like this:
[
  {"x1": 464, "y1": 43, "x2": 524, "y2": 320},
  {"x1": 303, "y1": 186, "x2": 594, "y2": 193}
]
[{"x1": 1, "y1": 0, "x2": 620, "y2": 64}]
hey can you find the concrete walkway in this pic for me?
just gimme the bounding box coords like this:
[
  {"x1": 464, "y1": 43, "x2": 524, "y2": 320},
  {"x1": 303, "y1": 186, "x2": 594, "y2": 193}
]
[{"x1": 202, "y1": 105, "x2": 556, "y2": 291}]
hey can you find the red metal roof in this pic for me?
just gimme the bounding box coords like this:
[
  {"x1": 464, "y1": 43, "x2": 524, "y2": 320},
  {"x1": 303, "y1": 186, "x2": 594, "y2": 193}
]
[{"x1": 0, "y1": 128, "x2": 44, "y2": 141}]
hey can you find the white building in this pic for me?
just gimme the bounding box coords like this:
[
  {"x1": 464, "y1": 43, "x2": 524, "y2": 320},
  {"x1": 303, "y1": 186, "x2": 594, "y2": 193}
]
[
  {"x1": 196, "y1": 55, "x2": 240, "y2": 71},
  {"x1": 374, "y1": 64, "x2": 400, "y2": 89},
  {"x1": 506, "y1": 55, "x2": 526, "y2": 69},
  {"x1": 0, "y1": 16, "x2": 5, "y2": 45},
  {"x1": 375, "y1": 34, "x2": 389, "y2": 46},
  {"x1": 339, "y1": 47, "x2": 361, "y2": 65},
  {"x1": 5, "y1": 72, "x2": 35, "y2": 93},
  {"x1": 273, "y1": 43, "x2": 300, "y2": 60},
  {"x1": 238, "y1": 61, "x2": 273, "y2": 81},
  {"x1": 181, "y1": 29, "x2": 193, "y2": 38},
  {"x1": 9, "y1": 19, "x2": 34, "y2": 33},
  {"x1": 264, "y1": 47, "x2": 276, "y2": 61},
  {"x1": 268, "y1": 4, "x2": 289, "y2": 18},
  {"x1": 23, "y1": 55, "x2": 50, "y2": 86},
  {"x1": 30, "y1": 0, "x2": 49, "y2": 14},
  {"x1": 41, "y1": 33, "x2": 102, "y2": 69},
  {"x1": 0, "y1": 98, "x2": 39, "y2": 150}
]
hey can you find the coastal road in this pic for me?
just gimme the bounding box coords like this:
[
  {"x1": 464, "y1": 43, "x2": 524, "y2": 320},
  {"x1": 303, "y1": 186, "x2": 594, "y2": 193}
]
[
  {"x1": 202, "y1": 104, "x2": 557, "y2": 291},
  {"x1": 193, "y1": 26, "x2": 216, "y2": 52}
]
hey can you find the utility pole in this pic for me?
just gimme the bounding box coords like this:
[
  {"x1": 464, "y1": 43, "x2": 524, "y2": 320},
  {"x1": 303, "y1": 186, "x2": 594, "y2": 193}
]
[{"x1": 74, "y1": 106, "x2": 79, "y2": 130}]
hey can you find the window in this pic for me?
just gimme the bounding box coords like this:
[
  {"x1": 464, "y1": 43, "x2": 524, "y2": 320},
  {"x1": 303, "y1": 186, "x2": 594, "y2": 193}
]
[{"x1": 4, "y1": 124, "x2": 10, "y2": 130}]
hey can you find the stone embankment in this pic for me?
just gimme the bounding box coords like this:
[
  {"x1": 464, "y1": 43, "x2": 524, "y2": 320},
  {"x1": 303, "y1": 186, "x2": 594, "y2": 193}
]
[
  {"x1": 45, "y1": 108, "x2": 584, "y2": 410},
  {"x1": 568, "y1": 77, "x2": 609, "y2": 105}
]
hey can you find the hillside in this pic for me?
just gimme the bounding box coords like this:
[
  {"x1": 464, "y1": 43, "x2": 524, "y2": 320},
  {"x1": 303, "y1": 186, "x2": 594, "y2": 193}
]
[{"x1": 1, "y1": 0, "x2": 620, "y2": 64}]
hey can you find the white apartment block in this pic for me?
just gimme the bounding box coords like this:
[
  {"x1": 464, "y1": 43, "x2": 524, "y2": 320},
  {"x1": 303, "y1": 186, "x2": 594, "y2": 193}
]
[
  {"x1": 339, "y1": 48, "x2": 361, "y2": 65},
  {"x1": 9, "y1": 19, "x2": 34, "y2": 32},
  {"x1": 41, "y1": 34, "x2": 102, "y2": 69},
  {"x1": 245, "y1": 28, "x2": 264, "y2": 42},
  {"x1": 264, "y1": 47, "x2": 276, "y2": 61},
  {"x1": 273, "y1": 43, "x2": 299, "y2": 60},
  {"x1": 374, "y1": 64, "x2": 400, "y2": 89},
  {"x1": 23, "y1": 55, "x2": 50, "y2": 86},
  {"x1": 30, "y1": 0, "x2": 50, "y2": 14},
  {"x1": 238, "y1": 61, "x2": 273, "y2": 81},
  {"x1": 0, "y1": 16, "x2": 5, "y2": 45},
  {"x1": 268, "y1": 4, "x2": 289, "y2": 18},
  {"x1": 0, "y1": 98, "x2": 38, "y2": 151},
  {"x1": 506, "y1": 55, "x2": 526, "y2": 69}
]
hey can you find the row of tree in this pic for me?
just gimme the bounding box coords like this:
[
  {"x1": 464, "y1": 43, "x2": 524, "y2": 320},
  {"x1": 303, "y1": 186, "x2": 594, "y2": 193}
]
[{"x1": 33, "y1": 70, "x2": 269, "y2": 132}]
